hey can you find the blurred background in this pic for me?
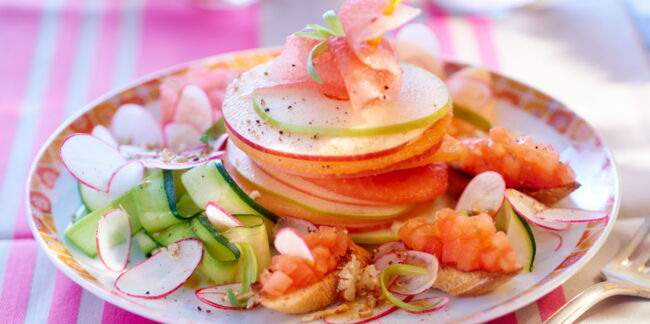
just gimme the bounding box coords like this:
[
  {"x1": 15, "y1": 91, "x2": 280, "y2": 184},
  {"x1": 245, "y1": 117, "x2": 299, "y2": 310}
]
[{"x1": 0, "y1": 0, "x2": 649, "y2": 323}]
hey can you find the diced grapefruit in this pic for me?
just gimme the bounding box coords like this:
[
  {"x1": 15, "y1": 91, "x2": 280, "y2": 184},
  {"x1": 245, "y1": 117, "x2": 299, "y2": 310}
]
[
  {"x1": 457, "y1": 127, "x2": 576, "y2": 190},
  {"x1": 398, "y1": 208, "x2": 522, "y2": 273}
]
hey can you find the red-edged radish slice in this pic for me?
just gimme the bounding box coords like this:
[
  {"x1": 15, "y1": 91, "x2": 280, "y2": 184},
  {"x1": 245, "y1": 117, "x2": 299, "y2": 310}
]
[
  {"x1": 273, "y1": 217, "x2": 317, "y2": 238},
  {"x1": 324, "y1": 295, "x2": 412, "y2": 324},
  {"x1": 107, "y1": 160, "x2": 145, "y2": 196},
  {"x1": 110, "y1": 103, "x2": 164, "y2": 147},
  {"x1": 163, "y1": 122, "x2": 203, "y2": 151},
  {"x1": 60, "y1": 133, "x2": 126, "y2": 192},
  {"x1": 504, "y1": 189, "x2": 568, "y2": 231},
  {"x1": 96, "y1": 209, "x2": 132, "y2": 272},
  {"x1": 139, "y1": 150, "x2": 225, "y2": 170},
  {"x1": 119, "y1": 145, "x2": 161, "y2": 159},
  {"x1": 373, "y1": 251, "x2": 407, "y2": 271},
  {"x1": 274, "y1": 228, "x2": 314, "y2": 263},
  {"x1": 115, "y1": 238, "x2": 203, "y2": 299},
  {"x1": 537, "y1": 208, "x2": 607, "y2": 223},
  {"x1": 404, "y1": 296, "x2": 449, "y2": 314},
  {"x1": 388, "y1": 251, "x2": 438, "y2": 296},
  {"x1": 195, "y1": 283, "x2": 246, "y2": 310},
  {"x1": 456, "y1": 171, "x2": 505, "y2": 216},
  {"x1": 373, "y1": 241, "x2": 406, "y2": 261},
  {"x1": 91, "y1": 125, "x2": 118, "y2": 148},
  {"x1": 447, "y1": 68, "x2": 494, "y2": 110},
  {"x1": 205, "y1": 202, "x2": 242, "y2": 232},
  {"x1": 173, "y1": 85, "x2": 213, "y2": 132}
]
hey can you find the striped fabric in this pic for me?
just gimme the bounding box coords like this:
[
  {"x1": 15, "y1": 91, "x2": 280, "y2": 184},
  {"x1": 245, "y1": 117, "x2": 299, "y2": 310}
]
[{"x1": 0, "y1": 0, "x2": 614, "y2": 323}]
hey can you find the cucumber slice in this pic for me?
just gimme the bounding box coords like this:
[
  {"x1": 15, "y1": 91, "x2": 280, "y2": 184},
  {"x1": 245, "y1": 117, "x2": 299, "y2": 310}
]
[
  {"x1": 151, "y1": 221, "x2": 197, "y2": 246},
  {"x1": 181, "y1": 160, "x2": 278, "y2": 222},
  {"x1": 497, "y1": 201, "x2": 536, "y2": 272},
  {"x1": 163, "y1": 170, "x2": 201, "y2": 220},
  {"x1": 349, "y1": 228, "x2": 399, "y2": 245},
  {"x1": 194, "y1": 251, "x2": 239, "y2": 285},
  {"x1": 64, "y1": 191, "x2": 142, "y2": 257},
  {"x1": 190, "y1": 215, "x2": 241, "y2": 261},
  {"x1": 200, "y1": 117, "x2": 226, "y2": 145},
  {"x1": 133, "y1": 230, "x2": 160, "y2": 256},
  {"x1": 72, "y1": 205, "x2": 90, "y2": 223},
  {"x1": 78, "y1": 182, "x2": 110, "y2": 211},
  {"x1": 134, "y1": 170, "x2": 183, "y2": 232},
  {"x1": 225, "y1": 215, "x2": 271, "y2": 275}
]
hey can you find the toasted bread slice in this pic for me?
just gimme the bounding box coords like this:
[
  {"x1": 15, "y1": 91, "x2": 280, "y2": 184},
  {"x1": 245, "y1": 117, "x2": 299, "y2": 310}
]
[
  {"x1": 259, "y1": 241, "x2": 370, "y2": 314},
  {"x1": 433, "y1": 265, "x2": 519, "y2": 297},
  {"x1": 520, "y1": 181, "x2": 580, "y2": 205}
]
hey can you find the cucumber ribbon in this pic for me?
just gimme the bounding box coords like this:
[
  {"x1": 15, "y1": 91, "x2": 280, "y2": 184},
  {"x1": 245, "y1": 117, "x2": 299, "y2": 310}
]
[
  {"x1": 380, "y1": 264, "x2": 443, "y2": 311},
  {"x1": 227, "y1": 242, "x2": 258, "y2": 308}
]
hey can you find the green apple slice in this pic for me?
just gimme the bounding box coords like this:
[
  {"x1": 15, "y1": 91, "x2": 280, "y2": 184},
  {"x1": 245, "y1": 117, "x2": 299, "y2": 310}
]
[
  {"x1": 253, "y1": 64, "x2": 451, "y2": 137},
  {"x1": 222, "y1": 62, "x2": 436, "y2": 158},
  {"x1": 349, "y1": 228, "x2": 399, "y2": 245},
  {"x1": 226, "y1": 142, "x2": 413, "y2": 219}
]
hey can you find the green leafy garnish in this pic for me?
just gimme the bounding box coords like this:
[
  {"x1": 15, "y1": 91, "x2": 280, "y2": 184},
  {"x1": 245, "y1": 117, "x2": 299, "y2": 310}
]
[
  {"x1": 200, "y1": 117, "x2": 226, "y2": 145},
  {"x1": 380, "y1": 264, "x2": 439, "y2": 311},
  {"x1": 307, "y1": 41, "x2": 329, "y2": 84},
  {"x1": 322, "y1": 10, "x2": 345, "y2": 36},
  {"x1": 226, "y1": 242, "x2": 258, "y2": 308}
]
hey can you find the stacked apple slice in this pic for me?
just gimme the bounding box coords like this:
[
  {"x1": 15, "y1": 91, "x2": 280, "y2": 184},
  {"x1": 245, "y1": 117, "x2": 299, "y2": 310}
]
[{"x1": 221, "y1": 61, "x2": 455, "y2": 229}]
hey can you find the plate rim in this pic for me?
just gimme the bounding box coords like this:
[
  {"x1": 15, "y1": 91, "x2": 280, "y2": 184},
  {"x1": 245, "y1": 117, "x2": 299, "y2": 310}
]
[{"x1": 25, "y1": 47, "x2": 621, "y2": 324}]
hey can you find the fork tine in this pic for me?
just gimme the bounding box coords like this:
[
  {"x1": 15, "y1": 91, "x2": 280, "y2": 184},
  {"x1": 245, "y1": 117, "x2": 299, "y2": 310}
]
[{"x1": 612, "y1": 214, "x2": 650, "y2": 264}]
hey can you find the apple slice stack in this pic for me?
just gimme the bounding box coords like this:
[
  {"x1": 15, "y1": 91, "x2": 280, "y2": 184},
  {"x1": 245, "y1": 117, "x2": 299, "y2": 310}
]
[{"x1": 221, "y1": 61, "x2": 457, "y2": 228}]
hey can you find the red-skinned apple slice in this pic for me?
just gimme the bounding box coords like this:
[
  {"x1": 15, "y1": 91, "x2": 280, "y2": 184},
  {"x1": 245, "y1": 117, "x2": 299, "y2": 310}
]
[
  {"x1": 456, "y1": 171, "x2": 506, "y2": 216},
  {"x1": 274, "y1": 228, "x2": 314, "y2": 263},
  {"x1": 163, "y1": 122, "x2": 203, "y2": 151},
  {"x1": 195, "y1": 283, "x2": 246, "y2": 310},
  {"x1": 110, "y1": 103, "x2": 164, "y2": 146},
  {"x1": 504, "y1": 189, "x2": 569, "y2": 231},
  {"x1": 114, "y1": 238, "x2": 203, "y2": 299},
  {"x1": 205, "y1": 202, "x2": 242, "y2": 232},
  {"x1": 273, "y1": 217, "x2": 317, "y2": 238},
  {"x1": 173, "y1": 85, "x2": 213, "y2": 132},
  {"x1": 323, "y1": 295, "x2": 412, "y2": 324},
  {"x1": 404, "y1": 295, "x2": 449, "y2": 314},
  {"x1": 96, "y1": 209, "x2": 132, "y2": 272},
  {"x1": 91, "y1": 125, "x2": 118, "y2": 148},
  {"x1": 60, "y1": 133, "x2": 126, "y2": 192}
]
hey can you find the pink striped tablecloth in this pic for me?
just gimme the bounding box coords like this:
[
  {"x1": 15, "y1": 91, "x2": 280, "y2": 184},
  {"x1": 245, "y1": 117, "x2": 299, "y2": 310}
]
[{"x1": 2, "y1": 0, "x2": 649, "y2": 323}]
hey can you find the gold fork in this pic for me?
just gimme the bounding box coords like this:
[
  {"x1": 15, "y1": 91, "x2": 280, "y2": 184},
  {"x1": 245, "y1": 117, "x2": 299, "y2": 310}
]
[{"x1": 545, "y1": 214, "x2": 650, "y2": 323}]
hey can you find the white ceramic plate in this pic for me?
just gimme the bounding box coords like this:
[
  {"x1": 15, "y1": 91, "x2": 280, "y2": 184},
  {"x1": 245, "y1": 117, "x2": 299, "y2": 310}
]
[{"x1": 26, "y1": 49, "x2": 620, "y2": 324}]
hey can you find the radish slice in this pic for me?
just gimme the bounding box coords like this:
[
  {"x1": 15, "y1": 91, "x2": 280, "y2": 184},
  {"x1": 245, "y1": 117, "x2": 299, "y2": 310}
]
[
  {"x1": 537, "y1": 208, "x2": 607, "y2": 223},
  {"x1": 107, "y1": 160, "x2": 145, "y2": 196},
  {"x1": 119, "y1": 145, "x2": 161, "y2": 159},
  {"x1": 115, "y1": 238, "x2": 203, "y2": 299},
  {"x1": 91, "y1": 125, "x2": 118, "y2": 148},
  {"x1": 373, "y1": 241, "x2": 406, "y2": 261},
  {"x1": 273, "y1": 217, "x2": 317, "y2": 238},
  {"x1": 394, "y1": 23, "x2": 444, "y2": 78},
  {"x1": 195, "y1": 283, "x2": 246, "y2": 310},
  {"x1": 274, "y1": 228, "x2": 314, "y2": 263},
  {"x1": 164, "y1": 122, "x2": 203, "y2": 151},
  {"x1": 205, "y1": 202, "x2": 242, "y2": 232},
  {"x1": 404, "y1": 296, "x2": 449, "y2": 314},
  {"x1": 373, "y1": 251, "x2": 406, "y2": 272},
  {"x1": 173, "y1": 85, "x2": 213, "y2": 132},
  {"x1": 110, "y1": 103, "x2": 164, "y2": 147},
  {"x1": 456, "y1": 171, "x2": 505, "y2": 216},
  {"x1": 388, "y1": 251, "x2": 438, "y2": 296},
  {"x1": 60, "y1": 134, "x2": 126, "y2": 192},
  {"x1": 323, "y1": 295, "x2": 412, "y2": 324},
  {"x1": 139, "y1": 150, "x2": 225, "y2": 170},
  {"x1": 504, "y1": 189, "x2": 569, "y2": 231},
  {"x1": 96, "y1": 209, "x2": 132, "y2": 272}
]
